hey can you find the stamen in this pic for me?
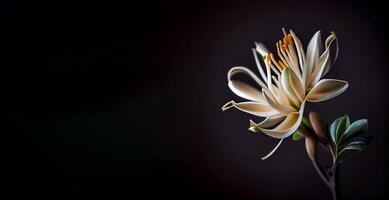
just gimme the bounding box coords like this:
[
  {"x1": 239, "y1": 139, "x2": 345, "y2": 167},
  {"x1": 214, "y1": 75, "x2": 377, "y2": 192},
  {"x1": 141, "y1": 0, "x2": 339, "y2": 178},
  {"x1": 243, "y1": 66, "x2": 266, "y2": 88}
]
[
  {"x1": 278, "y1": 61, "x2": 286, "y2": 69},
  {"x1": 279, "y1": 43, "x2": 292, "y2": 67},
  {"x1": 276, "y1": 41, "x2": 289, "y2": 67},
  {"x1": 263, "y1": 55, "x2": 273, "y2": 93},
  {"x1": 283, "y1": 37, "x2": 288, "y2": 48},
  {"x1": 266, "y1": 55, "x2": 281, "y2": 77},
  {"x1": 287, "y1": 34, "x2": 293, "y2": 44},
  {"x1": 282, "y1": 27, "x2": 287, "y2": 37},
  {"x1": 264, "y1": 55, "x2": 279, "y2": 80},
  {"x1": 270, "y1": 53, "x2": 283, "y2": 71}
]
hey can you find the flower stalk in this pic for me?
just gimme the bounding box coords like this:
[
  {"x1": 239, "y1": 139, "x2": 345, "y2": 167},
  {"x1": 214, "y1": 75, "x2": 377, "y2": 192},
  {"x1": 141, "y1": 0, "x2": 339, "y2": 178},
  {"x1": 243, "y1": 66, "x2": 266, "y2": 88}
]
[{"x1": 302, "y1": 115, "x2": 340, "y2": 200}]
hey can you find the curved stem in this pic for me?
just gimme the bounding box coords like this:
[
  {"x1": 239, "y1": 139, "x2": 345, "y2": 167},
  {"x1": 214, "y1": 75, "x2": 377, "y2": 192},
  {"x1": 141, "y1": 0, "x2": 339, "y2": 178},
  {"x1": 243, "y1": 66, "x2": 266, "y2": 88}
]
[
  {"x1": 302, "y1": 118, "x2": 340, "y2": 200},
  {"x1": 311, "y1": 158, "x2": 329, "y2": 185},
  {"x1": 310, "y1": 157, "x2": 340, "y2": 200}
]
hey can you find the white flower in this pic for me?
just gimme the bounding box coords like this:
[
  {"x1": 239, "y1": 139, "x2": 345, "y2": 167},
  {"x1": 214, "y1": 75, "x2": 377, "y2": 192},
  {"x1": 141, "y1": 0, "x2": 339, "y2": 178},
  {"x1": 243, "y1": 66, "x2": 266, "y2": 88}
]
[{"x1": 222, "y1": 28, "x2": 348, "y2": 159}]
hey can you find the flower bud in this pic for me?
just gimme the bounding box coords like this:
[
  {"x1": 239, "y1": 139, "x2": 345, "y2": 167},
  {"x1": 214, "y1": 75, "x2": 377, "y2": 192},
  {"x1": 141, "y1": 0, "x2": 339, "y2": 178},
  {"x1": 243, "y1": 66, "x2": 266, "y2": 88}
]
[
  {"x1": 309, "y1": 112, "x2": 329, "y2": 144},
  {"x1": 298, "y1": 125, "x2": 313, "y2": 138},
  {"x1": 305, "y1": 136, "x2": 317, "y2": 160}
]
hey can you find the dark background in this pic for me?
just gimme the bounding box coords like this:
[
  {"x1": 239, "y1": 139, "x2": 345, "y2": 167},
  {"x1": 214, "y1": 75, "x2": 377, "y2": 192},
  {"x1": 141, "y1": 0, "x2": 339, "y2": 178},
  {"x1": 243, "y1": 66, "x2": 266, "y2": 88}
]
[{"x1": 1, "y1": 0, "x2": 388, "y2": 199}]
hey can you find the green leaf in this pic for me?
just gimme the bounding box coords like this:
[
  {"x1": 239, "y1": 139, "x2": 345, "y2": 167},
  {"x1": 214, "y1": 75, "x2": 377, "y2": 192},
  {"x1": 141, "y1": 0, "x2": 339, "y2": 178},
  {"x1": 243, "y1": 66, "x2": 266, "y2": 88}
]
[
  {"x1": 347, "y1": 139, "x2": 367, "y2": 146},
  {"x1": 339, "y1": 119, "x2": 368, "y2": 146},
  {"x1": 335, "y1": 115, "x2": 350, "y2": 142},
  {"x1": 339, "y1": 135, "x2": 371, "y2": 150},
  {"x1": 329, "y1": 115, "x2": 349, "y2": 144},
  {"x1": 330, "y1": 116, "x2": 344, "y2": 144},
  {"x1": 292, "y1": 131, "x2": 304, "y2": 141},
  {"x1": 345, "y1": 116, "x2": 351, "y2": 127},
  {"x1": 336, "y1": 143, "x2": 364, "y2": 163}
]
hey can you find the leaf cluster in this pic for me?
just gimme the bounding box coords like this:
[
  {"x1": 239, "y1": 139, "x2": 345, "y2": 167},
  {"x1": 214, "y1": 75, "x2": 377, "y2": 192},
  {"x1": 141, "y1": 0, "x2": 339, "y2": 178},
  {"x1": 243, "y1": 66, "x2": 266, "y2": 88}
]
[{"x1": 329, "y1": 116, "x2": 370, "y2": 163}]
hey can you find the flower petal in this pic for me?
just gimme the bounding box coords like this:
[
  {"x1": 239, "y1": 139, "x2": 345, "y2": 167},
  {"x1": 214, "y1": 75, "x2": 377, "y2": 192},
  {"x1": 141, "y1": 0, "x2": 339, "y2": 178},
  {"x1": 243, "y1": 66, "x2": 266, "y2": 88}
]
[
  {"x1": 322, "y1": 32, "x2": 338, "y2": 76},
  {"x1": 263, "y1": 89, "x2": 295, "y2": 114},
  {"x1": 261, "y1": 138, "x2": 283, "y2": 160},
  {"x1": 309, "y1": 32, "x2": 338, "y2": 87},
  {"x1": 281, "y1": 67, "x2": 304, "y2": 103},
  {"x1": 306, "y1": 79, "x2": 348, "y2": 102},
  {"x1": 249, "y1": 115, "x2": 286, "y2": 130},
  {"x1": 221, "y1": 100, "x2": 279, "y2": 117},
  {"x1": 303, "y1": 31, "x2": 322, "y2": 87},
  {"x1": 252, "y1": 48, "x2": 267, "y2": 82},
  {"x1": 308, "y1": 46, "x2": 330, "y2": 87},
  {"x1": 228, "y1": 81, "x2": 266, "y2": 102},
  {"x1": 249, "y1": 115, "x2": 286, "y2": 160},
  {"x1": 272, "y1": 75, "x2": 291, "y2": 106},
  {"x1": 227, "y1": 66, "x2": 267, "y2": 102},
  {"x1": 249, "y1": 101, "x2": 306, "y2": 139},
  {"x1": 290, "y1": 30, "x2": 306, "y2": 72}
]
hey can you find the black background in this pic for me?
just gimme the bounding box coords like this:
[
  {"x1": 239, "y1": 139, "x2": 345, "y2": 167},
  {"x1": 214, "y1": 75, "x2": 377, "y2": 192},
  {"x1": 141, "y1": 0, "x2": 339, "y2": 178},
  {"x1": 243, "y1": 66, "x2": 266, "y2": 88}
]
[{"x1": 1, "y1": 0, "x2": 388, "y2": 199}]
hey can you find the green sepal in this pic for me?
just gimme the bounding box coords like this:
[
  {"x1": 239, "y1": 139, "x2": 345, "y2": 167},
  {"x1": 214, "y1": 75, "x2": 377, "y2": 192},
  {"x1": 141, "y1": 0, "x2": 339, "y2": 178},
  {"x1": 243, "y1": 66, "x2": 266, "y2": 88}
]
[
  {"x1": 292, "y1": 131, "x2": 304, "y2": 141},
  {"x1": 301, "y1": 117, "x2": 313, "y2": 131}
]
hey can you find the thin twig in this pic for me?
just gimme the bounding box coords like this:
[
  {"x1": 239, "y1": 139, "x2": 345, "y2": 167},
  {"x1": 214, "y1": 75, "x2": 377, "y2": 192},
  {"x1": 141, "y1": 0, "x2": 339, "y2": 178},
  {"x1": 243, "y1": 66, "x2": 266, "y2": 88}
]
[{"x1": 311, "y1": 158, "x2": 329, "y2": 185}]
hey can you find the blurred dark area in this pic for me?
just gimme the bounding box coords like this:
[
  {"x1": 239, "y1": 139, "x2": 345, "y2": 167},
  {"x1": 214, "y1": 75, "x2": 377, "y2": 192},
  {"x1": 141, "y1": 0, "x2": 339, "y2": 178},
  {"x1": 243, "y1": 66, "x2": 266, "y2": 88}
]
[{"x1": 1, "y1": 0, "x2": 388, "y2": 199}]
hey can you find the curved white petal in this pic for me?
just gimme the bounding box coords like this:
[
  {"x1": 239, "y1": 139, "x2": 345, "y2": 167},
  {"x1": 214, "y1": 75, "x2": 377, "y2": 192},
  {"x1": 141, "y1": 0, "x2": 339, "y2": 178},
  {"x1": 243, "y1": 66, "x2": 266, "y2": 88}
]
[
  {"x1": 221, "y1": 100, "x2": 279, "y2": 117},
  {"x1": 263, "y1": 89, "x2": 295, "y2": 114},
  {"x1": 228, "y1": 81, "x2": 266, "y2": 102},
  {"x1": 252, "y1": 48, "x2": 267, "y2": 82},
  {"x1": 322, "y1": 32, "x2": 339, "y2": 76},
  {"x1": 227, "y1": 66, "x2": 267, "y2": 102},
  {"x1": 249, "y1": 101, "x2": 306, "y2": 139},
  {"x1": 309, "y1": 32, "x2": 338, "y2": 87},
  {"x1": 306, "y1": 79, "x2": 348, "y2": 102},
  {"x1": 308, "y1": 46, "x2": 330, "y2": 87},
  {"x1": 287, "y1": 44, "x2": 301, "y2": 77},
  {"x1": 304, "y1": 31, "x2": 322, "y2": 87},
  {"x1": 281, "y1": 67, "x2": 304, "y2": 103},
  {"x1": 272, "y1": 75, "x2": 291, "y2": 106},
  {"x1": 289, "y1": 68, "x2": 305, "y2": 101},
  {"x1": 261, "y1": 138, "x2": 283, "y2": 160},
  {"x1": 249, "y1": 115, "x2": 286, "y2": 130},
  {"x1": 290, "y1": 30, "x2": 306, "y2": 72}
]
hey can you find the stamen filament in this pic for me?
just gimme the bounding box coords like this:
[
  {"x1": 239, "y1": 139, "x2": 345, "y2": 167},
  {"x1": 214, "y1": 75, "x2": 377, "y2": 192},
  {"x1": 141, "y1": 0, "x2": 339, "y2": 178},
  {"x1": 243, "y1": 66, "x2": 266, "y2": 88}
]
[
  {"x1": 279, "y1": 43, "x2": 292, "y2": 67},
  {"x1": 270, "y1": 53, "x2": 284, "y2": 71},
  {"x1": 282, "y1": 27, "x2": 287, "y2": 37},
  {"x1": 266, "y1": 55, "x2": 280, "y2": 77},
  {"x1": 276, "y1": 42, "x2": 289, "y2": 67}
]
